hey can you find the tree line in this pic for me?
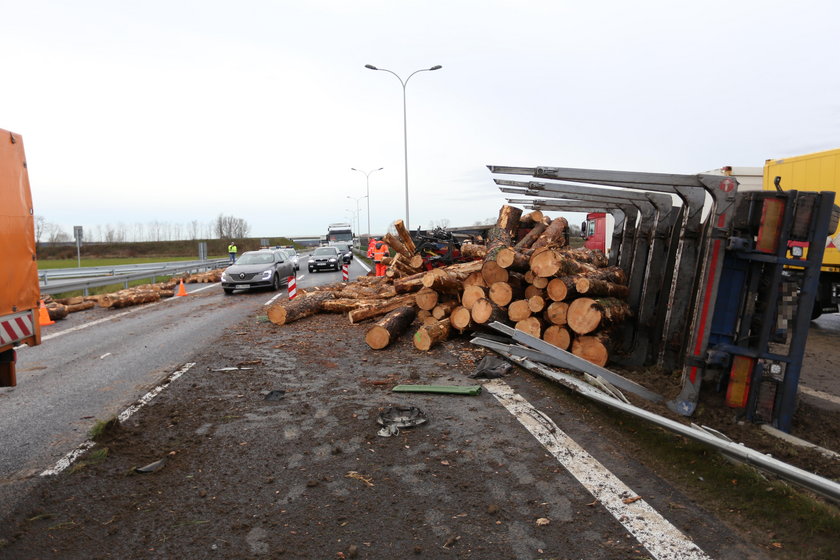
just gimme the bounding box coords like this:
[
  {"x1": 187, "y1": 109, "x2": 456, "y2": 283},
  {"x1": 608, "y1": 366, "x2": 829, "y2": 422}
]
[{"x1": 35, "y1": 214, "x2": 252, "y2": 244}]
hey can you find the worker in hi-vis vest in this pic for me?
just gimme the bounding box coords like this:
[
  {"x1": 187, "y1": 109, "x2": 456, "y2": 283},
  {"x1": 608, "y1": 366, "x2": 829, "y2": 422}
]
[
  {"x1": 373, "y1": 241, "x2": 389, "y2": 277},
  {"x1": 228, "y1": 241, "x2": 238, "y2": 264},
  {"x1": 367, "y1": 237, "x2": 377, "y2": 259}
]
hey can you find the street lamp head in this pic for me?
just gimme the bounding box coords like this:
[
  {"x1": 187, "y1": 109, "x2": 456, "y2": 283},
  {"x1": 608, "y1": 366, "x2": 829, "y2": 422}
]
[
  {"x1": 429, "y1": 65, "x2": 442, "y2": 71},
  {"x1": 364, "y1": 64, "x2": 378, "y2": 70}
]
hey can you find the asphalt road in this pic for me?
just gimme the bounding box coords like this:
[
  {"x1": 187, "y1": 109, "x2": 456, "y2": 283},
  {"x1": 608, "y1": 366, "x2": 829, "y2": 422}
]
[{"x1": 0, "y1": 255, "x2": 371, "y2": 511}]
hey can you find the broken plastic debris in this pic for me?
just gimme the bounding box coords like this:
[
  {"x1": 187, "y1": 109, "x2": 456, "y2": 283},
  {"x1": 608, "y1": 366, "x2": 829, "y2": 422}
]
[
  {"x1": 392, "y1": 384, "x2": 482, "y2": 396},
  {"x1": 377, "y1": 406, "x2": 427, "y2": 437},
  {"x1": 263, "y1": 390, "x2": 286, "y2": 401},
  {"x1": 212, "y1": 367, "x2": 254, "y2": 372},
  {"x1": 469, "y1": 355, "x2": 512, "y2": 379},
  {"x1": 135, "y1": 458, "x2": 166, "y2": 473}
]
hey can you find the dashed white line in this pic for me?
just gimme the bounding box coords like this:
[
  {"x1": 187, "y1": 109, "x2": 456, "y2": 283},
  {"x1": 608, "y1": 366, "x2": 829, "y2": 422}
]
[
  {"x1": 41, "y1": 362, "x2": 196, "y2": 476},
  {"x1": 484, "y1": 379, "x2": 711, "y2": 560}
]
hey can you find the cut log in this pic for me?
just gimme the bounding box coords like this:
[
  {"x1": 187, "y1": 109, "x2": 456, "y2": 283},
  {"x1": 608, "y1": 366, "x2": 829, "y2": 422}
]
[
  {"x1": 413, "y1": 318, "x2": 451, "y2": 351},
  {"x1": 566, "y1": 297, "x2": 632, "y2": 335},
  {"x1": 421, "y1": 316, "x2": 439, "y2": 326},
  {"x1": 524, "y1": 285, "x2": 545, "y2": 299},
  {"x1": 488, "y1": 279, "x2": 522, "y2": 308},
  {"x1": 515, "y1": 316, "x2": 543, "y2": 339},
  {"x1": 449, "y1": 306, "x2": 474, "y2": 332},
  {"x1": 422, "y1": 269, "x2": 461, "y2": 294},
  {"x1": 408, "y1": 254, "x2": 425, "y2": 269},
  {"x1": 99, "y1": 290, "x2": 160, "y2": 309},
  {"x1": 507, "y1": 299, "x2": 532, "y2": 322},
  {"x1": 462, "y1": 285, "x2": 486, "y2": 310},
  {"x1": 527, "y1": 295, "x2": 546, "y2": 313},
  {"x1": 543, "y1": 325, "x2": 571, "y2": 350},
  {"x1": 471, "y1": 298, "x2": 506, "y2": 325},
  {"x1": 546, "y1": 277, "x2": 577, "y2": 302},
  {"x1": 393, "y1": 219, "x2": 417, "y2": 254},
  {"x1": 562, "y1": 248, "x2": 609, "y2": 268},
  {"x1": 46, "y1": 303, "x2": 69, "y2": 321},
  {"x1": 320, "y1": 298, "x2": 383, "y2": 313},
  {"x1": 432, "y1": 299, "x2": 459, "y2": 320},
  {"x1": 481, "y1": 260, "x2": 509, "y2": 285},
  {"x1": 571, "y1": 333, "x2": 612, "y2": 367},
  {"x1": 543, "y1": 301, "x2": 569, "y2": 326},
  {"x1": 383, "y1": 232, "x2": 412, "y2": 259},
  {"x1": 348, "y1": 294, "x2": 416, "y2": 324},
  {"x1": 574, "y1": 277, "x2": 630, "y2": 299},
  {"x1": 496, "y1": 247, "x2": 531, "y2": 271},
  {"x1": 365, "y1": 306, "x2": 417, "y2": 350},
  {"x1": 267, "y1": 291, "x2": 335, "y2": 325},
  {"x1": 530, "y1": 276, "x2": 549, "y2": 289},
  {"x1": 65, "y1": 301, "x2": 95, "y2": 313},
  {"x1": 531, "y1": 216, "x2": 569, "y2": 250},
  {"x1": 462, "y1": 271, "x2": 487, "y2": 288},
  {"x1": 393, "y1": 271, "x2": 427, "y2": 294},
  {"x1": 460, "y1": 243, "x2": 488, "y2": 260},
  {"x1": 530, "y1": 249, "x2": 599, "y2": 278},
  {"x1": 513, "y1": 220, "x2": 548, "y2": 250},
  {"x1": 414, "y1": 287, "x2": 440, "y2": 311},
  {"x1": 417, "y1": 309, "x2": 433, "y2": 321},
  {"x1": 519, "y1": 210, "x2": 544, "y2": 227}
]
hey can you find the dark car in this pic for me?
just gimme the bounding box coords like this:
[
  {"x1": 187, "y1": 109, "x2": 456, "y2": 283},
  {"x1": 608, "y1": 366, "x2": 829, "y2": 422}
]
[
  {"x1": 308, "y1": 246, "x2": 341, "y2": 272},
  {"x1": 221, "y1": 250, "x2": 294, "y2": 294},
  {"x1": 332, "y1": 243, "x2": 353, "y2": 264}
]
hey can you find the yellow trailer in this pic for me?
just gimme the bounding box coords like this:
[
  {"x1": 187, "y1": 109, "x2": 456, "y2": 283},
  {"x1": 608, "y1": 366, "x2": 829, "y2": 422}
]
[{"x1": 764, "y1": 148, "x2": 840, "y2": 317}]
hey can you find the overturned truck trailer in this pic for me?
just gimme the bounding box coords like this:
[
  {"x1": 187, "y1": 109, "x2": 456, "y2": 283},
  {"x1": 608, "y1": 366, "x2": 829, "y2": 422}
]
[{"x1": 488, "y1": 164, "x2": 838, "y2": 432}]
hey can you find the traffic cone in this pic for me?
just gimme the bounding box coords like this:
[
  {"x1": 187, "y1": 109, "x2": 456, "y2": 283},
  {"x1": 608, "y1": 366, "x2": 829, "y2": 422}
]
[
  {"x1": 176, "y1": 279, "x2": 188, "y2": 297},
  {"x1": 38, "y1": 300, "x2": 55, "y2": 326}
]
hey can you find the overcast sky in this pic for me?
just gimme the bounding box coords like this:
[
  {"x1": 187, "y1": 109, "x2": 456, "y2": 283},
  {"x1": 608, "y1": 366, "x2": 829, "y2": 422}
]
[{"x1": 3, "y1": 1, "x2": 839, "y2": 240}]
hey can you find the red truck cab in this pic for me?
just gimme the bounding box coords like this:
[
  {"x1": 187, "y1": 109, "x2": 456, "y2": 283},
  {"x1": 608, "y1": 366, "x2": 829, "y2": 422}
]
[{"x1": 581, "y1": 212, "x2": 607, "y2": 252}]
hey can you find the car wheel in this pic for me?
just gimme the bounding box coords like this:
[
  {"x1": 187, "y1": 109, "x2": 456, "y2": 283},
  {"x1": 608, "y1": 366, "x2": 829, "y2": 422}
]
[
  {"x1": 308, "y1": 267, "x2": 314, "y2": 273},
  {"x1": 223, "y1": 288, "x2": 234, "y2": 295},
  {"x1": 272, "y1": 274, "x2": 281, "y2": 291}
]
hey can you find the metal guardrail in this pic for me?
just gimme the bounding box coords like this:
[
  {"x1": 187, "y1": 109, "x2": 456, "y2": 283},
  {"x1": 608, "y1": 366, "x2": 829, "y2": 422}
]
[
  {"x1": 39, "y1": 259, "x2": 230, "y2": 296},
  {"x1": 39, "y1": 259, "x2": 229, "y2": 284}
]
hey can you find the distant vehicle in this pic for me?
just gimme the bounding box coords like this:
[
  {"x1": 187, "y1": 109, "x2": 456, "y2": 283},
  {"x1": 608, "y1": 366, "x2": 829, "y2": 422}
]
[
  {"x1": 221, "y1": 250, "x2": 294, "y2": 294},
  {"x1": 332, "y1": 242, "x2": 353, "y2": 264},
  {"x1": 327, "y1": 222, "x2": 353, "y2": 243},
  {"x1": 308, "y1": 246, "x2": 341, "y2": 273},
  {"x1": 278, "y1": 248, "x2": 300, "y2": 271},
  {"x1": 0, "y1": 128, "x2": 40, "y2": 388}
]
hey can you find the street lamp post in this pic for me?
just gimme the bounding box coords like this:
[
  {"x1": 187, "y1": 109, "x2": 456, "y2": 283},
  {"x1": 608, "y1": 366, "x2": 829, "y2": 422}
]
[
  {"x1": 346, "y1": 195, "x2": 366, "y2": 244},
  {"x1": 364, "y1": 63, "x2": 442, "y2": 231},
  {"x1": 351, "y1": 167, "x2": 383, "y2": 238}
]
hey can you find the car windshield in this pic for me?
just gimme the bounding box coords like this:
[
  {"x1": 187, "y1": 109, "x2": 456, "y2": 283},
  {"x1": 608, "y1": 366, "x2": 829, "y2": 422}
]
[
  {"x1": 313, "y1": 247, "x2": 338, "y2": 256},
  {"x1": 280, "y1": 249, "x2": 295, "y2": 258},
  {"x1": 236, "y1": 252, "x2": 274, "y2": 265},
  {"x1": 335, "y1": 244, "x2": 350, "y2": 251}
]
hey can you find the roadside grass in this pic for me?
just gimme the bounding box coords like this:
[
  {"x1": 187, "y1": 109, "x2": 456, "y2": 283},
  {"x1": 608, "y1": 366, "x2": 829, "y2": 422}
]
[
  {"x1": 69, "y1": 447, "x2": 109, "y2": 474},
  {"x1": 88, "y1": 418, "x2": 120, "y2": 441}
]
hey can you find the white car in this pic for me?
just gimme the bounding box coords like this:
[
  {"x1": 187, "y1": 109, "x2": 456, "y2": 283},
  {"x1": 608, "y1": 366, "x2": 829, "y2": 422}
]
[{"x1": 278, "y1": 248, "x2": 299, "y2": 271}]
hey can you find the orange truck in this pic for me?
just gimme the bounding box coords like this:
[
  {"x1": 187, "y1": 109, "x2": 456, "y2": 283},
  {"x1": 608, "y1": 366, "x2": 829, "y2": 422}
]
[{"x1": 0, "y1": 128, "x2": 41, "y2": 387}]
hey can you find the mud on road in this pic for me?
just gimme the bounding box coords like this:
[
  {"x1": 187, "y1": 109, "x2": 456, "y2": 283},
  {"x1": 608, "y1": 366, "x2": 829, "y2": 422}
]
[{"x1": 1, "y1": 308, "x2": 839, "y2": 559}]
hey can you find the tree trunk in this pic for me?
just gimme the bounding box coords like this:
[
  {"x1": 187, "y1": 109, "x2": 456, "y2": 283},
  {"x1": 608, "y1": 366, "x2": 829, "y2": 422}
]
[
  {"x1": 348, "y1": 294, "x2": 417, "y2": 324},
  {"x1": 513, "y1": 220, "x2": 548, "y2": 250},
  {"x1": 571, "y1": 332, "x2": 612, "y2": 367},
  {"x1": 462, "y1": 285, "x2": 487, "y2": 310},
  {"x1": 481, "y1": 260, "x2": 509, "y2": 285},
  {"x1": 365, "y1": 306, "x2": 417, "y2": 350},
  {"x1": 543, "y1": 325, "x2": 571, "y2": 350},
  {"x1": 563, "y1": 248, "x2": 609, "y2": 267},
  {"x1": 546, "y1": 277, "x2": 577, "y2": 302},
  {"x1": 524, "y1": 285, "x2": 545, "y2": 300},
  {"x1": 320, "y1": 298, "x2": 382, "y2": 313},
  {"x1": 414, "y1": 287, "x2": 440, "y2": 311},
  {"x1": 531, "y1": 216, "x2": 569, "y2": 250},
  {"x1": 543, "y1": 301, "x2": 569, "y2": 326},
  {"x1": 518, "y1": 209, "x2": 544, "y2": 227},
  {"x1": 495, "y1": 247, "x2": 531, "y2": 271},
  {"x1": 65, "y1": 301, "x2": 96, "y2": 313},
  {"x1": 99, "y1": 290, "x2": 161, "y2": 309},
  {"x1": 393, "y1": 219, "x2": 417, "y2": 254},
  {"x1": 449, "y1": 306, "x2": 474, "y2": 332},
  {"x1": 268, "y1": 291, "x2": 335, "y2": 325},
  {"x1": 507, "y1": 300, "x2": 532, "y2": 322},
  {"x1": 432, "y1": 299, "x2": 459, "y2": 320},
  {"x1": 383, "y1": 232, "x2": 412, "y2": 258},
  {"x1": 463, "y1": 271, "x2": 487, "y2": 288},
  {"x1": 567, "y1": 297, "x2": 632, "y2": 335},
  {"x1": 422, "y1": 268, "x2": 461, "y2": 294},
  {"x1": 393, "y1": 271, "x2": 427, "y2": 294},
  {"x1": 574, "y1": 277, "x2": 629, "y2": 299},
  {"x1": 460, "y1": 243, "x2": 488, "y2": 260},
  {"x1": 413, "y1": 318, "x2": 451, "y2": 351},
  {"x1": 471, "y1": 298, "x2": 506, "y2": 325},
  {"x1": 46, "y1": 303, "x2": 69, "y2": 320}
]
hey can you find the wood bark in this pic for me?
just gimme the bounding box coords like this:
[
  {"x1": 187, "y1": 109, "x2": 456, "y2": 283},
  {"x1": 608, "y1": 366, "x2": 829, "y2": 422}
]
[
  {"x1": 267, "y1": 291, "x2": 335, "y2": 325},
  {"x1": 543, "y1": 325, "x2": 571, "y2": 350},
  {"x1": 531, "y1": 216, "x2": 569, "y2": 250},
  {"x1": 471, "y1": 298, "x2": 506, "y2": 325},
  {"x1": 393, "y1": 220, "x2": 417, "y2": 254},
  {"x1": 413, "y1": 318, "x2": 451, "y2": 351},
  {"x1": 566, "y1": 297, "x2": 632, "y2": 335},
  {"x1": 99, "y1": 290, "x2": 161, "y2": 309},
  {"x1": 65, "y1": 301, "x2": 95, "y2": 313},
  {"x1": 422, "y1": 269, "x2": 461, "y2": 294},
  {"x1": 365, "y1": 306, "x2": 417, "y2": 350},
  {"x1": 383, "y1": 232, "x2": 412, "y2": 259},
  {"x1": 348, "y1": 293, "x2": 416, "y2": 324},
  {"x1": 46, "y1": 303, "x2": 69, "y2": 321},
  {"x1": 513, "y1": 221, "x2": 548, "y2": 250},
  {"x1": 393, "y1": 271, "x2": 427, "y2": 294},
  {"x1": 460, "y1": 243, "x2": 488, "y2": 260},
  {"x1": 432, "y1": 299, "x2": 459, "y2": 320},
  {"x1": 562, "y1": 248, "x2": 609, "y2": 267},
  {"x1": 574, "y1": 277, "x2": 630, "y2": 299},
  {"x1": 518, "y1": 210, "x2": 544, "y2": 227},
  {"x1": 462, "y1": 271, "x2": 487, "y2": 288},
  {"x1": 496, "y1": 247, "x2": 530, "y2": 271}
]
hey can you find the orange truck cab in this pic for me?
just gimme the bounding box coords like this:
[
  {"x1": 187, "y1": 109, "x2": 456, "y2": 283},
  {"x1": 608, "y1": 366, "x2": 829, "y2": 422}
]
[{"x1": 0, "y1": 128, "x2": 41, "y2": 386}]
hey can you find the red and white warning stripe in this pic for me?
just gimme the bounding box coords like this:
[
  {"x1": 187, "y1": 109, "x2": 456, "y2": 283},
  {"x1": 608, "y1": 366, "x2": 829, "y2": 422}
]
[
  {"x1": 342, "y1": 264, "x2": 349, "y2": 282},
  {"x1": 0, "y1": 311, "x2": 35, "y2": 346},
  {"x1": 287, "y1": 276, "x2": 297, "y2": 299}
]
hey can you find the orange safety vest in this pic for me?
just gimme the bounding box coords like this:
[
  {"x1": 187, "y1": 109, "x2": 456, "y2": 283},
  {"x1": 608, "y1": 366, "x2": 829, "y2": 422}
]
[{"x1": 373, "y1": 244, "x2": 389, "y2": 262}]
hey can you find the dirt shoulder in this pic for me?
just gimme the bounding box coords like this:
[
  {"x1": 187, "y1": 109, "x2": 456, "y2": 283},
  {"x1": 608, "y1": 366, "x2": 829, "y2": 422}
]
[{"x1": 0, "y1": 311, "x2": 838, "y2": 559}]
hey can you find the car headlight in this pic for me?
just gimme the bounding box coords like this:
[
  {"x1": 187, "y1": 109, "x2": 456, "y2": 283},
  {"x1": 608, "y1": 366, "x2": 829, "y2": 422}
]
[
  {"x1": 221, "y1": 272, "x2": 230, "y2": 281},
  {"x1": 329, "y1": 258, "x2": 337, "y2": 262},
  {"x1": 261, "y1": 270, "x2": 273, "y2": 280}
]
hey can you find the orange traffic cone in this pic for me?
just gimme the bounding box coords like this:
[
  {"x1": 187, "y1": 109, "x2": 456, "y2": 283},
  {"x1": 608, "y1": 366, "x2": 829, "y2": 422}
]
[
  {"x1": 39, "y1": 300, "x2": 55, "y2": 326},
  {"x1": 176, "y1": 279, "x2": 188, "y2": 297}
]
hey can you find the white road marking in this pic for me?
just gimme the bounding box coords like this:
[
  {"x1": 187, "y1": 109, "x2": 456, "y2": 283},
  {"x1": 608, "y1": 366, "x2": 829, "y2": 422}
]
[
  {"x1": 264, "y1": 292, "x2": 284, "y2": 306},
  {"x1": 799, "y1": 385, "x2": 840, "y2": 406},
  {"x1": 356, "y1": 259, "x2": 371, "y2": 273},
  {"x1": 41, "y1": 362, "x2": 196, "y2": 476},
  {"x1": 99, "y1": 353, "x2": 111, "y2": 359},
  {"x1": 484, "y1": 379, "x2": 711, "y2": 560}
]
